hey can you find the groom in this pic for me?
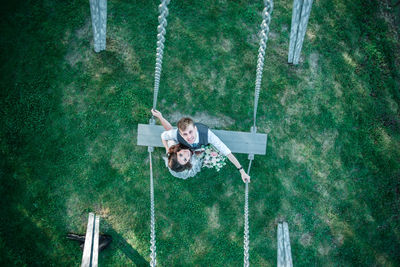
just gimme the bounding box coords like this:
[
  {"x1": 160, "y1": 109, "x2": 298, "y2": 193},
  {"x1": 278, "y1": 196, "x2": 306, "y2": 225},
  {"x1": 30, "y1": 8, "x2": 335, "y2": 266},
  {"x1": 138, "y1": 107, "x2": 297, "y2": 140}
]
[{"x1": 151, "y1": 109, "x2": 250, "y2": 183}]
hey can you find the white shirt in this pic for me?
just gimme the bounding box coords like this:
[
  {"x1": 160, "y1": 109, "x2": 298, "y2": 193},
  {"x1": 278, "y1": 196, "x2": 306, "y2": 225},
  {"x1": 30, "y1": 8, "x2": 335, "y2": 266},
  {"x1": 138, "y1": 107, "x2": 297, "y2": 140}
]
[{"x1": 161, "y1": 128, "x2": 231, "y2": 156}]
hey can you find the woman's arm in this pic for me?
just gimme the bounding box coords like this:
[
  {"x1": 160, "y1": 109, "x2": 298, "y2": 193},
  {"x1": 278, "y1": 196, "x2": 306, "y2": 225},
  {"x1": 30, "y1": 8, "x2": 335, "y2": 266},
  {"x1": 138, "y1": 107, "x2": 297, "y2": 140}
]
[
  {"x1": 151, "y1": 109, "x2": 173, "y2": 130},
  {"x1": 152, "y1": 109, "x2": 174, "y2": 153}
]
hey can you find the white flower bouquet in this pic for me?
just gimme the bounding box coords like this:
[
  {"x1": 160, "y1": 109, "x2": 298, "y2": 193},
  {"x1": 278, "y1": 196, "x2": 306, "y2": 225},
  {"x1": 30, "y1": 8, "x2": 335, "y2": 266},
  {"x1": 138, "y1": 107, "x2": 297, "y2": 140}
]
[{"x1": 200, "y1": 145, "x2": 227, "y2": 172}]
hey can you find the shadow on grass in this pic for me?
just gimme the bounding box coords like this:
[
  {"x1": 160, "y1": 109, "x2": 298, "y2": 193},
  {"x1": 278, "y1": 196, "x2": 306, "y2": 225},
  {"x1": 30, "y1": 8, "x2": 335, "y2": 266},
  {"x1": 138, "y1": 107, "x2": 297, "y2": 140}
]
[
  {"x1": 0, "y1": 158, "x2": 71, "y2": 266},
  {"x1": 102, "y1": 220, "x2": 148, "y2": 266}
]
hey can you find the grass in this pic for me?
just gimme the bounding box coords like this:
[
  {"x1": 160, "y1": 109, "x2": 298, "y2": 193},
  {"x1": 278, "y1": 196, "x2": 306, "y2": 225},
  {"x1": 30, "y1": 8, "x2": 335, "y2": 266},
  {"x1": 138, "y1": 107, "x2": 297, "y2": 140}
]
[{"x1": 1, "y1": 0, "x2": 400, "y2": 266}]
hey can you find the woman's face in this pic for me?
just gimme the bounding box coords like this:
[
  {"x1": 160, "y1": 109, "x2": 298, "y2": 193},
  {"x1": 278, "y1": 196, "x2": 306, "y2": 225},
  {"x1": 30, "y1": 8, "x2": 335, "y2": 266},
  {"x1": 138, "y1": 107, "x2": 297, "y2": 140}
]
[{"x1": 177, "y1": 149, "x2": 191, "y2": 165}]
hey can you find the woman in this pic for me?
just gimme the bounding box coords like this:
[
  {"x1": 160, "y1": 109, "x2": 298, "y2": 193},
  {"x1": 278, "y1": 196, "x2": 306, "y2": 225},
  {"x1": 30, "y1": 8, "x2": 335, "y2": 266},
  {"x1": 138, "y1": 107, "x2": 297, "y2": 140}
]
[
  {"x1": 166, "y1": 143, "x2": 203, "y2": 179},
  {"x1": 151, "y1": 109, "x2": 203, "y2": 179}
]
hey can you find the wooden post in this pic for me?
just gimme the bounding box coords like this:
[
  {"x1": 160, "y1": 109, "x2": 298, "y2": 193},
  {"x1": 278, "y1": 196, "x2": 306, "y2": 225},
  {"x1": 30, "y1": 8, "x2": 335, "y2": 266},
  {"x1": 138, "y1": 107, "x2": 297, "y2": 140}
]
[
  {"x1": 288, "y1": 0, "x2": 313, "y2": 65},
  {"x1": 89, "y1": 0, "x2": 107, "y2": 52},
  {"x1": 282, "y1": 222, "x2": 293, "y2": 266},
  {"x1": 277, "y1": 222, "x2": 293, "y2": 267},
  {"x1": 98, "y1": 0, "x2": 107, "y2": 51},
  {"x1": 293, "y1": 0, "x2": 313, "y2": 65},
  {"x1": 288, "y1": 0, "x2": 302, "y2": 64},
  {"x1": 277, "y1": 223, "x2": 285, "y2": 267},
  {"x1": 81, "y1": 213, "x2": 100, "y2": 267}
]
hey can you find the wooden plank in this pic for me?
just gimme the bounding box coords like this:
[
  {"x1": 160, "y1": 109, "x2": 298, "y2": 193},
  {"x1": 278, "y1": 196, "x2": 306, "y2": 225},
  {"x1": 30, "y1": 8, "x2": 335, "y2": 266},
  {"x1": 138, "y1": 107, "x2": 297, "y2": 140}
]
[
  {"x1": 277, "y1": 223, "x2": 285, "y2": 267},
  {"x1": 92, "y1": 215, "x2": 100, "y2": 267},
  {"x1": 81, "y1": 213, "x2": 95, "y2": 267},
  {"x1": 283, "y1": 222, "x2": 293, "y2": 267},
  {"x1": 137, "y1": 124, "x2": 267, "y2": 155}
]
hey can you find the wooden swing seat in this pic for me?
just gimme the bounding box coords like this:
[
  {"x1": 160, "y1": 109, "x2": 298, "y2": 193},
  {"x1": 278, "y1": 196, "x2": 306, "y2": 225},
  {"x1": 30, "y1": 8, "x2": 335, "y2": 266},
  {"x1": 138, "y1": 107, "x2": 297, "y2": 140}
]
[{"x1": 137, "y1": 124, "x2": 267, "y2": 155}]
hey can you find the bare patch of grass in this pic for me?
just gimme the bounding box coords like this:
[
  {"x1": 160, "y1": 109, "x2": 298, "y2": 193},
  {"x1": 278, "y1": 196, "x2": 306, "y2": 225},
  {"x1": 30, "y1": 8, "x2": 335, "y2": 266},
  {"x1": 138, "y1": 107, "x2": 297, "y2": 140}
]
[
  {"x1": 110, "y1": 129, "x2": 136, "y2": 178},
  {"x1": 107, "y1": 31, "x2": 142, "y2": 74},
  {"x1": 223, "y1": 180, "x2": 234, "y2": 198},
  {"x1": 64, "y1": 19, "x2": 93, "y2": 67},
  {"x1": 190, "y1": 234, "x2": 211, "y2": 257},
  {"x1": 206, "y1": 203, "x2": 220, "y2": 230},
  {"x1": 300, "y1": 232, "x2": 313, "y2": 247},
  {"x1": 221, "y1": 38, "x2": 233, "y2": 52},
  {"x1": 317, "y1": 241, "x2": 331, "y2": 256},
  {"x1": 166, "y1": 111, "x2": 235, "y2": 128}
]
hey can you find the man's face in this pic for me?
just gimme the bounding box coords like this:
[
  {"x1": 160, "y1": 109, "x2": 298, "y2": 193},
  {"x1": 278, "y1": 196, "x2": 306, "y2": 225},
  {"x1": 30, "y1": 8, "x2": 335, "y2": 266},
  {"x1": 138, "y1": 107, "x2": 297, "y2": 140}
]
[{"x1": 179, "y1": 124, "x2": 197, "y2": 144}]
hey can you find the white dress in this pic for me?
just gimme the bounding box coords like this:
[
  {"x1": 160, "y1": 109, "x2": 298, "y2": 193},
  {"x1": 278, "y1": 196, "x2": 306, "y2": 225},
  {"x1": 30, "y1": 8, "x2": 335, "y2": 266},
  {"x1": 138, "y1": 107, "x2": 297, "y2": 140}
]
[{"x1": 164, "y1": 140, "x2": 203, "y2": 179}]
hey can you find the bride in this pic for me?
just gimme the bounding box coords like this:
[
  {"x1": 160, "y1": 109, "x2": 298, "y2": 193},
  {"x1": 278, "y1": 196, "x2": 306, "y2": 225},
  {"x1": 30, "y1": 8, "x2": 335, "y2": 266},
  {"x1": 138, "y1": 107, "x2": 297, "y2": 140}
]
[
  {"x1": 151, "y1": 109, "x2": 250, "y2": 183},
  {"x1": 165, "y1": 142, "x2": 203, "y2": 179},
  {"x1": 151, "y1": 109, "x2": 203, "y2": 179}
]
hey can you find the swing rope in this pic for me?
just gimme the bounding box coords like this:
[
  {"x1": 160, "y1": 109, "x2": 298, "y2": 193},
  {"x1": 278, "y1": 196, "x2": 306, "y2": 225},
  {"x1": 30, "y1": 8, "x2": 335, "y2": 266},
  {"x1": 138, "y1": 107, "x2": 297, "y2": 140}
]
[
  {"x1": 152, "y1": 0, "x2": 170, "y2": 110},
  {"x1": 147, "y1": 0, "x2": 272, "y2": 266},
  {"x1": 149, "y1": 151, "x2": 157, "y2": 267},
  {"x1": 252, "y1": 0, "x2": 274, "y2": 130},
  {"x1": 244, "y1": 1, "x2": 273, "y2": 266},
  {"x1": 148, "y1": 1, "x2": 170, "y2": 266}
]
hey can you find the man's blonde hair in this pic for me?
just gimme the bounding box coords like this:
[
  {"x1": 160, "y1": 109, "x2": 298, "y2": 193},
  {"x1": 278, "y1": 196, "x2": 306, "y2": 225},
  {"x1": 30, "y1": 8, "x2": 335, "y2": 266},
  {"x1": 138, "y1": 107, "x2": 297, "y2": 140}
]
[{"x1": 177, "y1": 117, "x2": 194, "y2": 131}]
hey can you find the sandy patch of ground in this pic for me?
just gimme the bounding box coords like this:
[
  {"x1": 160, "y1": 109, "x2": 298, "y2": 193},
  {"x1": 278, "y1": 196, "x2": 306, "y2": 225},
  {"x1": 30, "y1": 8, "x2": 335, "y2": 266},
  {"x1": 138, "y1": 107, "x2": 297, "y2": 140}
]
[
  {"x1": 206, "y1": 203, "x2": 220, "y2": 230},
  {"x1": 299, "y1": 232, "x2": 313, "y2": 247},
  {"x1": 64, "y1": 19, "x2": 92, "y2": 67},
  {"x1": 166, "y1": 111, "x2": 235, "y2": 128}
]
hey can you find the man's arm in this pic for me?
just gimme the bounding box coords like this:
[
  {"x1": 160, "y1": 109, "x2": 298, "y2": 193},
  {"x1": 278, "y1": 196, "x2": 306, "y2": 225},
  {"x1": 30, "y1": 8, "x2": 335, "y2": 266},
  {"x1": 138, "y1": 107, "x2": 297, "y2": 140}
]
[
  {"x1": 208, "y1": 130, "x2": 250, "y2": 183},
  {"x1": 226, "y1": 153, "x2": 250, "y2": 183}
]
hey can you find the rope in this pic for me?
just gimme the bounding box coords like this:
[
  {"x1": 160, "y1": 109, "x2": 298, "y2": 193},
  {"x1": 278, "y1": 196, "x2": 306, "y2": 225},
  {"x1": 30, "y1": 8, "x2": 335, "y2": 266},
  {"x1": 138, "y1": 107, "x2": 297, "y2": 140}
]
[
  {"x1": 245, "y1": 2, "x2": 273, "y2": 266},
  {"x1": 148, "y1": 1, "x2": 171, "y2": 265},
  {"x1": 149, "y1": 151, "x2": 157, "y2": 267},
  {"x1": 152, "y1": 0, "x2": 171, "y2": 110},
  {"x1": 243, "y1": 172, "x2": 250, "y2": 267},
  {"x1": 243, "y1": 159, "x2": 252, "y2": 267},
  {"x1": 252, "y1": 0, "x2": 274, "y2": 129}
]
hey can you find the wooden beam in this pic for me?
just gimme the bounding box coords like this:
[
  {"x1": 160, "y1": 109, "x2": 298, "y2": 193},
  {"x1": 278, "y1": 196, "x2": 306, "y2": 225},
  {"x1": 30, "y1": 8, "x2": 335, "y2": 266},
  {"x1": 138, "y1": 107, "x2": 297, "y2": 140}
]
[
  {"x1": 288, "y1": 0, "x2": 302, "y2": 63},
  {"x1": 293, "y1": 0, "x2": 313, "y2": 65},
  {"x1": 89, "y1": 0, "x2": 107, "y2": 52},
  {"x1": 92, "y1": 216, "x2": 100, "y2": 267},
  {"x1": 81, "y1": 213, "x2": 100, "y2": 267},
  {"x1": 288, "y1": 0, "x2": 313, "y2": 65},
  {"x1": 283, "y1": 222, "x2": 293, "y2": 267},
  {"x1": 82, "y1": 213, "x2": 95, "y2": 267},
  {"x1": 277, "y1": 223, "x2": 285, "y2": 267},
  {"x1": 277, "y1": 222, "x2": 293, "y2": 267}
]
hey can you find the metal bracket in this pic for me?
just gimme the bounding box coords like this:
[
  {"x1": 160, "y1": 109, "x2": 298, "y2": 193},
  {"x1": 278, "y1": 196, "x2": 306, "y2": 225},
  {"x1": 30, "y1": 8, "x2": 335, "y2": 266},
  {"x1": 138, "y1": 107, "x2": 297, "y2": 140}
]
[
  {"x1": 148, "y1": 118, "x2": 156, "y2": 152},
  {"x1": 248, "y1": 126, "x2": 257, "y2": 160}
]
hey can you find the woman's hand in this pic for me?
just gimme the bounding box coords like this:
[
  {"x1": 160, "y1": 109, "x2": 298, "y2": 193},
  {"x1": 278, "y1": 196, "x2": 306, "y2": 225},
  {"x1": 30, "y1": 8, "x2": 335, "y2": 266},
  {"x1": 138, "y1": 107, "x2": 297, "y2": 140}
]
[
  {"x1": 240, "y1": 170, "x2": 250, "y2": 183},
  {"x1": 151, "y1": 109, "x2": 163, "y2": 119}
]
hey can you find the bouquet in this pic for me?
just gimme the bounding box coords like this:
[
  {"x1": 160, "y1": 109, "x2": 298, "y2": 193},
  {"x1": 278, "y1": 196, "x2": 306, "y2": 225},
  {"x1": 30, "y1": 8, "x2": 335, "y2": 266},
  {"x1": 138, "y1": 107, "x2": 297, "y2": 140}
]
[{"x1": 200, "y1": 145, "x2": 227, "y2": 172}]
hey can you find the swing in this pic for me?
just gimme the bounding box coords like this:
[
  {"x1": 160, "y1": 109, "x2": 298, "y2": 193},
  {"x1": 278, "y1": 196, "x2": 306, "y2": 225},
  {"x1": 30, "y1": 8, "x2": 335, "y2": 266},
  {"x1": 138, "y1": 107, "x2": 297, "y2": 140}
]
[{"x1": 137, "y1": 1, "x2": 273, "y2": 266}]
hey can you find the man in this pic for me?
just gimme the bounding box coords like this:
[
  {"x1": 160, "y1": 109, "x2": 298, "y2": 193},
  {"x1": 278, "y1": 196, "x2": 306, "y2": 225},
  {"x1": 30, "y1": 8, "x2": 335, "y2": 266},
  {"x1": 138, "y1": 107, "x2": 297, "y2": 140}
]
[{"x1": 151, "y1": 109, "x2": 250, "y2": 183}]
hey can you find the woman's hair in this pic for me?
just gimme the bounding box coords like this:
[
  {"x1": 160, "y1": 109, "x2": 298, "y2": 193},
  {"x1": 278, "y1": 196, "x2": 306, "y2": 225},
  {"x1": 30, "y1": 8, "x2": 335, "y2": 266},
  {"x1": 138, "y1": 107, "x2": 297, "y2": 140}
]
[{"x1": 168, "y1": 144, "x2": 192, "y2": 172}]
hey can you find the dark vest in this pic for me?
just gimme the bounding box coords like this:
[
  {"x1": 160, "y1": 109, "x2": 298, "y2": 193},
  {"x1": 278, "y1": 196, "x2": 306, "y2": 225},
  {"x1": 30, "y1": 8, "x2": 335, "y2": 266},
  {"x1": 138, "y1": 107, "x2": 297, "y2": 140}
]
[{"x1": 177, "y1": 123, "x2": 208, "y2": 150}]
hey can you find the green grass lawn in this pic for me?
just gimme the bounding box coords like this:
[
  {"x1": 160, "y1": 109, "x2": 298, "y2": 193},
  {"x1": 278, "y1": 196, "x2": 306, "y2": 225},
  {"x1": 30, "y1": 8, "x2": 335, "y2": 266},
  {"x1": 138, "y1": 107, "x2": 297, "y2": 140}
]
[{"x1": 1, "y1": 0, "x2": 400, "y2": 266}]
